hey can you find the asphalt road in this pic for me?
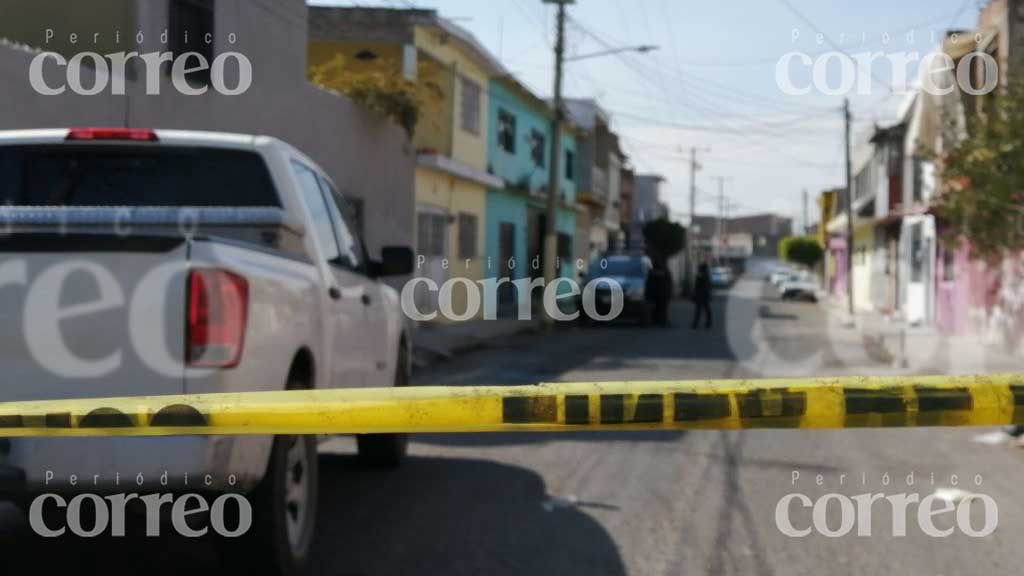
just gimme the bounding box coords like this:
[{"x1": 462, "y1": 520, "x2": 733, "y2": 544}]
[{"x1": 4, "y1": 276, "x2": 1024, "y2": 575}]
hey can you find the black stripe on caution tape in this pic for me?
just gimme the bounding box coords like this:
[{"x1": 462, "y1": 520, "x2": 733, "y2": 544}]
[
  {"x1": 843, "y1": 388, "x2": 908, "y2": 428},
  {"x1": 633, "y1": 394, "x2": 664, "y2": 423},
  {"x1": 673, "y1": 393, "x2": 730, "y2": 422},
  {"x1": 565, "y1": 395, "x2": 590, "y2": 425},
  {"x1": 502, "y1": 396, "x2": 557, "y2": 424},
  {"x1": 0, "y1": 405, "x2": 209, "y2": 430},
  {"x1": 915, "y1": 386, "x2": 974, "y2": 427},
  {"x1": 737, "y1": 390, "x2": 807, "y2": 428}
]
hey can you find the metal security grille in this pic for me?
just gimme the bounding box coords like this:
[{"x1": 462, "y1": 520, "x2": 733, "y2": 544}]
[
  {"x1": 417, "y1": 212, "x2": 447, "y2": 257},
  {"x1": 497, "y1": 109, "x2": 516, "y2": 153},
  {"x1": 460, "y1": 76, "x2": 481, "y2": 135},
  {"x1": 458, "y1": 212, "x2": 478, "y2": 259}
]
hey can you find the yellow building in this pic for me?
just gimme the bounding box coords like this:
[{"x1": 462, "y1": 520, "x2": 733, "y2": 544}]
[{"x1": 309, "y1": 7, "x2": 505, "y2": 319}]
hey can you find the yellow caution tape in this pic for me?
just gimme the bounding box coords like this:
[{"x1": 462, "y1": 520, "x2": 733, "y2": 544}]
[{"x1": 0, "y1": 374, "x2": 1021, "y2": 437}]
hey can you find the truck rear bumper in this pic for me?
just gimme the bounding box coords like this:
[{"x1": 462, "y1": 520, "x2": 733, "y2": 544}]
[{"x1": 3, "y1": 435, "x2": 271, "y2": 494}]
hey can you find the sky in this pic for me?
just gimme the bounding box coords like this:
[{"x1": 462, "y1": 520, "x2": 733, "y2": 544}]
[{"x1": 309, "y1": 0, "x2": 983, "y2": 229}]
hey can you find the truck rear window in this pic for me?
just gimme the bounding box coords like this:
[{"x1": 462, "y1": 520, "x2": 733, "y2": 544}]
[{"x1": 0, "y1": 145, "x2": 280, "y2": 207}]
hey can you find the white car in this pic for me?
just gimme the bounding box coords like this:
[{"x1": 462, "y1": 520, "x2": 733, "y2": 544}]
[
  {"x1": 0, "y1": 128, "x2": 414, "y2": 575},
  {"x1": 779, "y1": 278, "x2": 820, "y2": 302},
  {"x1": 769, "y1": 269, "x2": 795, "y2": 287}
]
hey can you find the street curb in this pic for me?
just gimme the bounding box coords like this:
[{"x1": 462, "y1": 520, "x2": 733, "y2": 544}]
[{"x1": 412, "y1": 323, "x2": 542, "y2": 371}]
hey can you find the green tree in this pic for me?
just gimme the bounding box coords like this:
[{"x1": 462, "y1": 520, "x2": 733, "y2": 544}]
[
  {"x1": 937, "y1": 82, "x2": 1024, "y2": 258},
  {"x1": 643, "y1": 217, "x2": 686, "y2": 260},
  {"x1": 779, "y1": 236, "x2": 824, "y2": 269}
]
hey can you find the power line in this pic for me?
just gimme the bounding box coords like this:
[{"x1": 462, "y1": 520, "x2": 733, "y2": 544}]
[
  {"x1": 774, "y1": 0, "x2": 895, "y2": 93},
  {"x1": 564, "y1": 15, "x2": 852, "y2": 167},
  {"x1": 510, "y1": 0, "x2": 552, "y2": 48},
  {"x1": 568, "y1": 15, "x2": 835, "y2": 115}
]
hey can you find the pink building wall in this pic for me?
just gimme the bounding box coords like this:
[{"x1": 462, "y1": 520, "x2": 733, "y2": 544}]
[
  {"x1": 935, "y1": 244, "x2": 970, "y2": 334},
  {"x1": 828, "y1": 238, "x2": 847, "y2": 299},
  {"x1": 936, "y1": 241, "x2": 1024, "y2": 348}
]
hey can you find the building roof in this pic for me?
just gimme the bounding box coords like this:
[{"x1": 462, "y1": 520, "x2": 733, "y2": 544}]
[
  {"x1": 691, "y1": 213, "x2": 793, "y2": 238},
  {"x1": 562, "y1": 99, "x2": 611, "y2": 129},
  {"x1": 308, "y1": 7, "x2": 508, "y2": 77}
]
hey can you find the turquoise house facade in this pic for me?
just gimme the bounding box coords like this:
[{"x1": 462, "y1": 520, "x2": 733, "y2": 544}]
[{"x1": 485, "y1": 78, "x2": 578, "y2": 288}]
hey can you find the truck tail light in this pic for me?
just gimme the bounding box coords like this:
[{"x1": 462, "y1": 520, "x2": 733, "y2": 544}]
[
  {"x1": 187, "y1": 269, "x2": 248, "y2": 368},
  {"x1": 66, "y1": 127, "x2": 159, "y2": 141}
]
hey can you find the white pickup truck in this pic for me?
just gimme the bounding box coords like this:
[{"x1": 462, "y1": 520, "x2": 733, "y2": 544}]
[{"x1": 0, "y1": 128, "x2": 414, "y2": 574}]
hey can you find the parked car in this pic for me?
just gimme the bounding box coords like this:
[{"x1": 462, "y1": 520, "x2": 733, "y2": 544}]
[
  {"x1": 582, "y1": 254, "x2": 654, "y2": 323},
  {"x1": 768, "y1": 267, "x2": 796, "y2": 287},
  {"x1": 779, "y1": 278, "x2": 820, "y2": 302},
  {"x1": 710, "y1": 266, "x2": 734, "y2": 288},
  {"x1": 771, "y1": 268, "x2": 810, "y2": 291},
  {"x1": 0, "y1": 128, "x2": 414, "y2": 576}
]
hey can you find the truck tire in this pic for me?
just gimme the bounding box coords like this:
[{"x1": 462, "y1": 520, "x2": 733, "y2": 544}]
[
  {"x1": 357, "y1": 342, "x2": 409, "y2": 467},
  {"x1": 224, "y1": 434, "x2": 319, "y2": 576},
  {"x1": 220, "y1": 363, "x2": 319, "y2": 576}
]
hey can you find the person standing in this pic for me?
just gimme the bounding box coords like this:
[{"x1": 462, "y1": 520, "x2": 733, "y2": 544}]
[
  {"x1": 692, "y1": 263, "x2": 712, "y2": 329},
  {"x1": 646, "y1": 257, "x2": 671, "y2": 327}
]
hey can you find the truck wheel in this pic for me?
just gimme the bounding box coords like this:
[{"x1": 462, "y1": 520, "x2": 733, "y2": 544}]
[
  {"x1": 224, "y1": 434, "x2": 318, "y2": 576},
  {"x1": 357, "y1": 343, "x2": 409, "y2": 467}
]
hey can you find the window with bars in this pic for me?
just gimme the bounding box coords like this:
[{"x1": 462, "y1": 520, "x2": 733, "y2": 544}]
[
  {"x1": 530, "y1": 130, "x2": 546, "y2": 168},
  {"x1": 457, "y1": 212, "x2": 478, "y2": 259},
  {"x1": 417, "y1": 212, "x2": 447, "y2": 257},
  {"x1": 460, "y1": 76, "x2": 481, "y2": 135},
  {"x1": 498, "y1": 109, "x2": 516, "y2": 153}
]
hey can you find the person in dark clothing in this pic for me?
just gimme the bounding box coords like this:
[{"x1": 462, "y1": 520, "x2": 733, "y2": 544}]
[
  {"x1": 692, "y1": 263, "x2": 713, "y2": 329},
  {"x1": 646, "y1": 257, "x2": 671, "y2": 327}
]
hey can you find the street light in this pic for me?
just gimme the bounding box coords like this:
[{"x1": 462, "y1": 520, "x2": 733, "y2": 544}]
[
  {"x1": 564, "y1": 45, "x2": 659, "y2": 62},
  {"x1": 542, "y1": 0, "x2": 657, "y2": 325}
]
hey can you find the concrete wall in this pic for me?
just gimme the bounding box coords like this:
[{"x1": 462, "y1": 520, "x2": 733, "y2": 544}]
[{"x1": 0, "y1": 0, "x2": 414, "y2": 256}]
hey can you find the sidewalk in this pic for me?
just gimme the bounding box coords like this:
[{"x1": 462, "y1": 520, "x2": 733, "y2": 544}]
[
  {"x1": 825, "y1": 299, "x2": 1021, "y2": 374},
  {"x1": 410, "y1": 317, "x2": 542, "y2": 370}
]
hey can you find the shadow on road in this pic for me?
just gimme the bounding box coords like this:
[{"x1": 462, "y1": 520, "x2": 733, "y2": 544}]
[
  {"x1": 415, "y1": 294, "x2": 749, "y2": 388},
  {"x1": 0, "y1": 455, "x2": 627, "y2": 576},
  {"x1": 309, "y1": 454, "x2": 627, "y2": 576},
  {"x1": 0, "y1": 506, "x2": 225, "y2": 576}
]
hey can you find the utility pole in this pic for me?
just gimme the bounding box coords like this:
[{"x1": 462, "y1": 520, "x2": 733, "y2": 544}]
[
  {"x1": 844, "y1": 98, "x2": 854, "y2": 319},
  {"x1": 802, "y1": 188, "x2": 809, "y2": 236},
  {"x1": 686, "y1": 146, "x2": 706, "y2": 296},
  {"x1": 713, "y1": 176, "x2": 727, "y2": 263},
  {"x1": 689, "y1": 148, "x2": 699, "y2": 233},
  {"x1": 543, "y1": 0, "x2": 572, "y2": 325}
]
